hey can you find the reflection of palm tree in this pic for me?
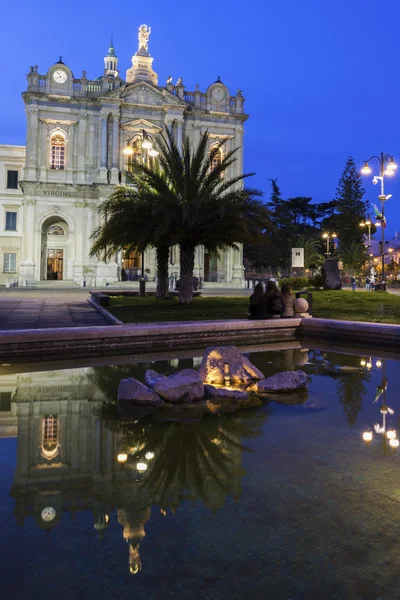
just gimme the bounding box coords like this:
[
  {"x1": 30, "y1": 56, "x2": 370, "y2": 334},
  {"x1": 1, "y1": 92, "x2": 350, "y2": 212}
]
[
  {"x1": 106, "y1": 408, "x2": 268, "y2": 573},
  {"x1": 103, "y1": 407, "x2": 267, "y2": 512}
]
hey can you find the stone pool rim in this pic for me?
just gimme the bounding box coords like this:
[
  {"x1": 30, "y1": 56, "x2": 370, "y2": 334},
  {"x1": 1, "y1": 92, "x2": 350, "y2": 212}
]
[{"x1": 1, "y1": 316, "x2": 400, "y2": 360}]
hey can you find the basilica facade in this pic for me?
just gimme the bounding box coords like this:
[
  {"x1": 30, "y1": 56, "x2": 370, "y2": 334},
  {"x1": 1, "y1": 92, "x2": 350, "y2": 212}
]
[{"x1": 0, "y1": 25, "x2": 248, "y2": 287}]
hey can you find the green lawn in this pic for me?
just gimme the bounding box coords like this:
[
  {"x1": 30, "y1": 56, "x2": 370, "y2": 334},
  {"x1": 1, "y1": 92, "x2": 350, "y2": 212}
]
[{"x1": 106, "y1": 290, "x2": 400, "y2": 325}]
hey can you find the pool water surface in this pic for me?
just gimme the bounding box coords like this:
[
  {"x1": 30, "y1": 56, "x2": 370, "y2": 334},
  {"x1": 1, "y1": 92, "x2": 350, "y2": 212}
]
[{"x1": 0, "y1": 345, "x2": 399, "y2": 600}]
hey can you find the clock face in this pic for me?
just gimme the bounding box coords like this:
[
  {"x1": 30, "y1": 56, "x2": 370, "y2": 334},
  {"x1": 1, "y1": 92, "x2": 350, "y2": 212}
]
[
  {"x1": 212, "y1": 86, "x2": 226, "y2": 102},
  {"x1": 41, "y1": 507, "x2": 56, "y2": 522},
  {"x1": 53, "y1": 69, "x2": 68, "y2": 84}
]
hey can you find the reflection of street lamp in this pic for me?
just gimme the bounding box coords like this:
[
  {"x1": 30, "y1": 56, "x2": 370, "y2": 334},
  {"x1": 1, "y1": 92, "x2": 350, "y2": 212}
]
[
  {"x1": 362, "y1": 360, "x2": 397, "y2": 455},
  {"x1": 322, "y1": 232, "x2": 337, "y2": 258},
  {"x1": 361, "y1": 153, "x2": 397, "y2": 285},
  {"x1": 117, "y1": 453, "x2": 128, "y2": 463}
]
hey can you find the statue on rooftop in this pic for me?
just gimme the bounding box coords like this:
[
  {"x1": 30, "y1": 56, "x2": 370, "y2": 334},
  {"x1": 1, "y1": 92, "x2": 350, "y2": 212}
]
[{"x1": 138, "y1": 24, "x2": 151, "y2": 51}]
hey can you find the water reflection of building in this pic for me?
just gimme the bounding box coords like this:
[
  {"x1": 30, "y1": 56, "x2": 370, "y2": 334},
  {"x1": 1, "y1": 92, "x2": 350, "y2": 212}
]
[{"x1": 3, "y1": 365, "x2": 264, "y2": 573}]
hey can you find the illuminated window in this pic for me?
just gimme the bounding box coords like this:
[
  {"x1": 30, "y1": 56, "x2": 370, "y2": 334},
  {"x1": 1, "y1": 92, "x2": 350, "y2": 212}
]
[
  {"x1": 122, "y1": 248, "x2": 141, "y2": 269},
  {"x1": 50, "y1": 134, "x2": 65, "y2": 170},
  {"x1": 210, "y1": 147, "x2": 222, "y2": 173},
  {"x1": 43, "y1": 415, "x2": 58, "y2": 441}
]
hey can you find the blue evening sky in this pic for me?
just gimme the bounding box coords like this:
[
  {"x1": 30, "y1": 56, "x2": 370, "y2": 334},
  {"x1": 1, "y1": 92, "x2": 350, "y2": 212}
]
[{"x1": 1, "y1": 0, "x2": 400, "y2": 236}]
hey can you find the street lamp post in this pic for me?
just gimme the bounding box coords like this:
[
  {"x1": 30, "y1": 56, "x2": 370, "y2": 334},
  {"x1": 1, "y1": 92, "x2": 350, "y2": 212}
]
[
  {"x1": 361, "y1": 153, "x2": 397, "y2": 287},
  {"x1": 322, "y1": 232, "x2": 337, "y2": 258},
  {"x1": 123, "y1": 130, "x2": 159, "y2": 295},
  {"x1": 360, "y1": 216, "x2": 381, "y2": 279}
]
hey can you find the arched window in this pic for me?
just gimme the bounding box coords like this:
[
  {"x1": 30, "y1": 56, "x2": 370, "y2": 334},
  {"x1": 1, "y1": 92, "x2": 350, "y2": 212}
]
[
  {"x1": 48, "y1": 225, "x2": 65, "y2": 235},
  {"x1": 50, "y1": 134, "x2": 65, "y2": 170},
  {"x1": 210, "y1": 147, "x2": 222, "y2": 173}
]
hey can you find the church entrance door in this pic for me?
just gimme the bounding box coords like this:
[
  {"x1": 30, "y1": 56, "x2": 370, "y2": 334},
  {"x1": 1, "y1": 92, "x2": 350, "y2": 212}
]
[{"x1": 47, "y1": 249, "x2": 64, "y2": 280}]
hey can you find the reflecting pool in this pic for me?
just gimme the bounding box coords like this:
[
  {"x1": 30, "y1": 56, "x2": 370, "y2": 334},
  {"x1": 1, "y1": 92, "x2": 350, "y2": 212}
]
[{"x1": 1, "y1": 344, "x2": 400, "y2": 599}]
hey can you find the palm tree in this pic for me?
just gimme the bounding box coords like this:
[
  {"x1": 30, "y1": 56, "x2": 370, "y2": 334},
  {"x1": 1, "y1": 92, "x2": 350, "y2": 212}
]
[
  {"x1": 90, "y1": 187, "x2": 172, "y2": 298},
  {"x1": 294, "y1": 236, "x2": 324, "y2": 269},
  {"x1": 338, "y1": 241, "x2": 367, "y2": 273},
  {"x1": 127, "y1": 129, "x2": 267, "y2": 304}
]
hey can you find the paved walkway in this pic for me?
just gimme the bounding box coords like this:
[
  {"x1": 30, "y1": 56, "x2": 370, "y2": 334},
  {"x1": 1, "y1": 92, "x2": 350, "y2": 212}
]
[{"x1": 0, "y1": 294, "x2": 109, "y2": 329}]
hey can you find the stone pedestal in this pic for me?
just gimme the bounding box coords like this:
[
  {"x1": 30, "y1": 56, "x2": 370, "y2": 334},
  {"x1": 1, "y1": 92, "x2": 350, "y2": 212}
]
[
  {"x1": 110, "y1": 168, "x2": 119, "y2": 185},
  {"x1": 99, "y1": 167, "x2": 109, "y2": 184},
  {"x1": 72, "y1": 262, "x2": 84, "y2": 284},
  {"x1": 95, "y1": 261, "x2": 118, "y2": 286},
  {"x1": 19, "y1": 260, "x2": 36, "y2": 286}
]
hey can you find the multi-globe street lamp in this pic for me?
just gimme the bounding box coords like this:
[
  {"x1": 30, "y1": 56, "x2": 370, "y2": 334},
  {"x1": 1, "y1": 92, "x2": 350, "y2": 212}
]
[
  {"x1": 360, "y1": 216, "x2": 382, "y2": 277},
  {"x1": 361, "y1": 153, "x2": 397, "y2": 286},
  {"x1": 322, "y1": 232, "x2": 337, "y2": 258}
]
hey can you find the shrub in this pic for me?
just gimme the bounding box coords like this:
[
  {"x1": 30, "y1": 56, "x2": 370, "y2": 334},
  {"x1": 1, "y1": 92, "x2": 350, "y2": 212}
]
[
  {"x1": 310, "y1": 273, "x2": 323, "y2": 289},
  {"x1": 278, "y1": 276, "x2": 309, "y2": 291}
]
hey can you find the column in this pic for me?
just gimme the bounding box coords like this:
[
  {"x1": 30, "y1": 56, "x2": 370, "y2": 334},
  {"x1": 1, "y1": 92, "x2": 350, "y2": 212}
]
[
  {"x1": 24, "y1": 104, "x2": 39, "y2": 180},
  {"x1": 19, "y1": 200, "x2": 37, "y2": 285},
  {"x1": 193, "y1": 246, "x2": 201, "y2": 278},
  {"x1": 66, "y1": 123, "x2": 75, "y2": 184},
  {"x1": 231, "y1": 245, "x2": 245, "y2": 287},
  {"x1": 176, "y1": 119, "x2": 183, "y2": 152},
  {"x1": 39, "y1": 121, "x2": 48, "y2": 182},
  {"x1": 73, "y1": 205, "x2": 84, "y2": 284},
  {"x1": 99, "y1": 113, "x2": 109, "y2": 183},
  {"x1": 110, "y1": 114, "x2": 120, "y2": 184},
  {"x1": 77, "y1": 116, "x2": 87, "y2": 184},
  {"x1": 101, "y1": 116, "x2": 108, "y2": 167}
]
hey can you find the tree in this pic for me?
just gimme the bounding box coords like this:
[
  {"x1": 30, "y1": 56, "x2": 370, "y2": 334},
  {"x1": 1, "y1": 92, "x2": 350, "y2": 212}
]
[
  {"x1": 334, "y1": 157, "x2": 367, "y2": 248},
  {"x1": 90, "y1": 187, "x2": 172, "y2": 298},
  {"x1": 338, "y1": 241, "x2": 367, "y2": 272},
  {"x1": 128, "y1": 129, "x2": 267, "y2": 304},
  {"x1": 294, "y1": 236, "x2": 324, "y2": 269}
]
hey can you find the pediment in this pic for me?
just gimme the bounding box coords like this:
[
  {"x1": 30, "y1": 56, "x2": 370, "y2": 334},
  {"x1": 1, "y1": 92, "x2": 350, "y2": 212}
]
[
  {"x1": 106, "y1": 81, "x2": 186, "y2": 108},
  {"x1": 121, "y1": 118, "x2": 163, "y2": 134}
]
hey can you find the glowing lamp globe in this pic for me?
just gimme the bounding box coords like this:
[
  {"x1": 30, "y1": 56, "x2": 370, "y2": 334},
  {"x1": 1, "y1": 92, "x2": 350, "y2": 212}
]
[
  {"x1": 136, "y1": 462, "x2": 148, "y2": 472},
  {"x1": 376, "y1": 360, "x2": 382, "y2": 368},
  {"x1": 145, "y1": 452, "x2": 155, "y2": 460},
  {"x1": 142, "y1": 139, "x2": 152, "y2": 150},
  {"x1": 387, "y1": 430, "x2": 397, "y2": 440},
  {"x1": 389, "y1": 438, "x2": 399, "y2": 448},
  {"x1": 361, "y1": 163, "x2": 372, "y2": 175},
  {"x1": 117, "y1": 453, "x2": 128, "y2": 463},
  {"x1": 362, "y1": 431, "x2": 373, "y2": 442},
  {"x1": 295, "y1": 297, "x2": 309, "y2": 314}
]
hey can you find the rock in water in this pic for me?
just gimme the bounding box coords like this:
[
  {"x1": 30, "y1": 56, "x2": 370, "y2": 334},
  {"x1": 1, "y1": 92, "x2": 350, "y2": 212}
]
[
  {"x1": 257, "y1": 370, "x2": 308, "y2": 393},
  {"x1": 154, "y1": 368, "x2": 204, "y2": 404},
  {"x1": 204, "y1": 384, "x2": 248, "y2": 401},
  {"x1": 118, "y1": 377, "x2": 161, "y2": 404},
  {"x1": 322, "y1": 258, "x2": 341, "y2": 290},
  {"x1": 198, "y1": 346, "x2": 264, "y2": 385},
  {"x1": 145, "y1": 369, "x2": 167, "y2": 389}
]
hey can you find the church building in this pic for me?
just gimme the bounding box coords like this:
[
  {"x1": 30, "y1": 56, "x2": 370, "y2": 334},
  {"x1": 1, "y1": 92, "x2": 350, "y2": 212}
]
[{"x1": 0, "y1": 25, "x2": 248, "y2": 287}]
